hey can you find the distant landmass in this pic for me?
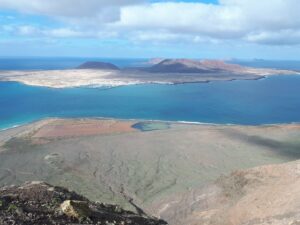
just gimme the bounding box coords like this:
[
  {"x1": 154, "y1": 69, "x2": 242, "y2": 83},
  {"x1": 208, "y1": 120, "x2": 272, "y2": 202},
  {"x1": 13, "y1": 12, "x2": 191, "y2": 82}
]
[
  {"x1": 0, "y1": 58, "x2": 298, "y2": 88},
  {"x1": 143, "y1": 59, "x2": 246, "y2": 73},
  {"x1": 77, "y1": 61, "x2": 120, "y2": 70}
]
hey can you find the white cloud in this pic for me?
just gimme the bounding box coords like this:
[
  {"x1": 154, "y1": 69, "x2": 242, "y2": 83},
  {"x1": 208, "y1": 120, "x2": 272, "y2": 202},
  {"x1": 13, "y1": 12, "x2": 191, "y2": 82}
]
[
  {"x1": 0, "y1": 24, "x2": 116, "y2": 39},
  {"x1": 130, "y1": 31, "x2": 187, "y2": 42},
  {"x1": 1, "y1": 0, "x2": 300, "y2": 45},
  {"x1": 115, "y1": 0, "x2": 300, "y2": 44},
  {"x1": 17, "y1": 25, "x2": 39, "y2": 36},
  {"x1": 0, "y1": 25, "x2": 78, "y2": 37},
  {"x1": 0, "y1": 0, "x2": 142, "y2": 22},
  {"x1": 116, "y1": 2, "x2": 244, "y2": 38},
  {"x1": 129, "y1": 30, "x2": 220, "y2": 45},
  {"x1": 246, "y1": 30, "x2": 300, "y2": 45}
]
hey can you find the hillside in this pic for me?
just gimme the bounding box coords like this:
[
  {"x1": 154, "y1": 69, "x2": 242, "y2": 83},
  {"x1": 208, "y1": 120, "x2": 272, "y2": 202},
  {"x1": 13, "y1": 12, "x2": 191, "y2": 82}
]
[
  {"x1": 1, "y1": 119, "x2": 300, "y2": 224},
  {"x1": 143, "y1": 59, "x2": 269, "y2": 74},
  {"x1": 77, "y1": 61, "x2": 120, "y2": 70},
  {"x1": 158, "y1": 160, "x2": 300, "y2": 225}
]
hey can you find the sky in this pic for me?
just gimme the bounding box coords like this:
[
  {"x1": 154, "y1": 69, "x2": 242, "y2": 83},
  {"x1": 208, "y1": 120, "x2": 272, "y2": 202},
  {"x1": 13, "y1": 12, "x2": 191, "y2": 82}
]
[{"x1": 0, "y1": 0, "x2": 300, "y2": 59}]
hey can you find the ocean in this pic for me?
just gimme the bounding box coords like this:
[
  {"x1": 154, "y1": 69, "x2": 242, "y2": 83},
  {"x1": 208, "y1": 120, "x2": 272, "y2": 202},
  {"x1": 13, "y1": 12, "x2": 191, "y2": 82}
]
[{"x1": 1, "y1": 58, "x2": 300, "y2": 129}]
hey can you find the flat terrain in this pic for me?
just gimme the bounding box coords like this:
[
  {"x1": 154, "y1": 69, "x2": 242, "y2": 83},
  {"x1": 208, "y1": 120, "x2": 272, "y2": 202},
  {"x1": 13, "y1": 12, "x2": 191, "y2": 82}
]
[
  {"x1": 0, "y1": 119, "x2": 300, "y2": 224},
  {"x1": 0, "y1": 69, "x2": 137, "y2": 88}
]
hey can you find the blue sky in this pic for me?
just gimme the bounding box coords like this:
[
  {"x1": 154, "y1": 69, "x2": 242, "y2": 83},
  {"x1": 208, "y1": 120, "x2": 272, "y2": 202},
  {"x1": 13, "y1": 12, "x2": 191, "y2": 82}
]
[{"x1": 0, "y1": 0, "x2": 300, "y2": 59}]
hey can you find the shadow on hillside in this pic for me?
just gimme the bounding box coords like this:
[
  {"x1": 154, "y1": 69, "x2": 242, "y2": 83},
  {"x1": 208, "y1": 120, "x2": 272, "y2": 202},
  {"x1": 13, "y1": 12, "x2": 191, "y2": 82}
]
[{"x1": 222, "y1": 129, "x2": 300, "y2": 159}]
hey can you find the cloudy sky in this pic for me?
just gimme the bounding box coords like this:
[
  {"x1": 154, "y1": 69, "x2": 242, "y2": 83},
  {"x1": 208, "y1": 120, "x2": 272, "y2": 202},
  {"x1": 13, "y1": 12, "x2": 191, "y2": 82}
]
[{"x1": 0, "y1": 0, "x2": 300, "y2": 59}]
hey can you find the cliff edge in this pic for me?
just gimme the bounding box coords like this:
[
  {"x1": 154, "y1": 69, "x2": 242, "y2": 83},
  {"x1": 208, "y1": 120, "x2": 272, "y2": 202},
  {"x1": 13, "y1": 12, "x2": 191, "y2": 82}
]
[{"x1": 0, "y1": 181, "x2": 167, "y2": 225}]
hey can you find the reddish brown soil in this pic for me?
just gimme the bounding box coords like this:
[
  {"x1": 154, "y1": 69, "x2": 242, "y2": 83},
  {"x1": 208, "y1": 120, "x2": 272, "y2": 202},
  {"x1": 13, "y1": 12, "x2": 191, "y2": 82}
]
[{"x1": 32, "y1": 119, "x2": 137, "y2": 138}]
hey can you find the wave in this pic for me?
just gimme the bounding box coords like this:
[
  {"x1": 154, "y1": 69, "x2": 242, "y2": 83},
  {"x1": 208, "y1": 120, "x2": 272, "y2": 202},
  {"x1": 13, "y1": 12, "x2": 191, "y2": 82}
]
[
  {"x1": 1, "y1": 115, "x2": 300, "y2": 132},
  {"x1": 0, "y1": 124, "x2": 22, "y2": 131}
]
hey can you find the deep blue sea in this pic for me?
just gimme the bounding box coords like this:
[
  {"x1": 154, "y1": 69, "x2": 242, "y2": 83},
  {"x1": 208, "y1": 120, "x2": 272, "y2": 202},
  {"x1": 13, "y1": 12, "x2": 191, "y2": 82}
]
[{"x1": 1, "y1": 58, "x2": 300, "y2": 129}]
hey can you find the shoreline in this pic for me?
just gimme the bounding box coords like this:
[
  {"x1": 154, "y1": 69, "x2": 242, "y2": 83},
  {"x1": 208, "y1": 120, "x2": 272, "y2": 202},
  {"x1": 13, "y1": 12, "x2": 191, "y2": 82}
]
[
  {"x1": 1, "y1": 72, "x2": 299, "y2": 89},
  {"x1": 1, "y1": 74, "x2": 300, "y2": 131},
  {"x1": 0, "y1": 67, "x2": 299, "y2": 89},
  {"x1": 2, "y1": 115, "x2": 300, "y2": 132}
]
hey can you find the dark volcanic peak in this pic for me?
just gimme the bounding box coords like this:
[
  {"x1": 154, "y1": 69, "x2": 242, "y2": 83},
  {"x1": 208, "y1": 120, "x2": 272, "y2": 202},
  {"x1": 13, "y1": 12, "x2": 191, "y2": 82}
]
[
  {"x1": 0, "y1": 181, "x2": 167, "y2": 225},
  {"x1": 146, "y1": 59, "x2": 215, "y2": 73},
  {"x1": 77, "y1": 61, "x2": 120, "y2": 70},
  {"x1": 146, "y1": 58, "x2": 244, "y2": 73}
]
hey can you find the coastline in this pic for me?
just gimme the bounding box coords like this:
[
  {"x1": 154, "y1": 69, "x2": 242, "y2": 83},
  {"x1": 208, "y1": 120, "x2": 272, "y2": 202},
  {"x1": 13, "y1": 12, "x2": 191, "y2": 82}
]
[
  {"x1": 2, "y1": 115, "x2": 300, "y2": 133},
  {"x1": 0, "y1": 67, "x2": 298, "y2": 89},
  {"x1": 1, "y1": 73, "x2": 300, "y2": 131},
  {"x1": 0, "y1": 73, "x2": 288, "y2": 89},
  {"x1": 1, "y1": 115, "x2": 300, "y2": 218},
  {"x1": 1, "y1": 115, "x2": 300, "y2": 225},
  {"x1": 1, "y1": 72, "x2": 299, "y2": 90}
]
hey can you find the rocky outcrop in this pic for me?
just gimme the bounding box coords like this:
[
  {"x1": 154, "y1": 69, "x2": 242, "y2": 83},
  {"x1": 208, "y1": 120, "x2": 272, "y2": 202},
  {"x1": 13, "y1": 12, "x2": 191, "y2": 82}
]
[
  {"x1": 60, "y1": 200, "x2": 91, "y2": 219},
  {"x1": 77, "y1": 61, "x2": 120, "y2": 70},
  {"x1": 0, "y1": 181, "x2": 167, "y2": 225}
]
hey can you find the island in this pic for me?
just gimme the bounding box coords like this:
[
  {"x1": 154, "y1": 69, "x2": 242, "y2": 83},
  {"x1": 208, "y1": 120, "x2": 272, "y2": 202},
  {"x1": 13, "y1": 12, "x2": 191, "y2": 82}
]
[{"x1": 0, "y1": 59, "x2": 298, "y2": 88}]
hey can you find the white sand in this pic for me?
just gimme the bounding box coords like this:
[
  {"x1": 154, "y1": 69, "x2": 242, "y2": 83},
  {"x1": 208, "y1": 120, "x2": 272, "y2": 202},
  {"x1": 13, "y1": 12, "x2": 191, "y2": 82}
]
[{"x1": 0, "y1": 69, "x2": 142, "y2": 88}]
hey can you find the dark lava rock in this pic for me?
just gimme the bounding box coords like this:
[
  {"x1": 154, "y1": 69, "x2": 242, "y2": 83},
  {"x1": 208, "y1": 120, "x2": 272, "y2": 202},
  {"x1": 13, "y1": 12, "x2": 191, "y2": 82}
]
[
  {"x1": 0, "y1": 181, "x2": 167, "y2": 225},
  {"x1": 77, "y1": 62, "x2": 120, "y2": 70}
]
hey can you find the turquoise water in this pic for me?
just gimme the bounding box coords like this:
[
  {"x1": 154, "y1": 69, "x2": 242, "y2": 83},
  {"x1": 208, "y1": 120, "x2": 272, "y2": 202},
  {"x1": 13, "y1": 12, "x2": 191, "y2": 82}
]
[{"x1": 1, "y1": 75, "x2": 300, "y2": 129}]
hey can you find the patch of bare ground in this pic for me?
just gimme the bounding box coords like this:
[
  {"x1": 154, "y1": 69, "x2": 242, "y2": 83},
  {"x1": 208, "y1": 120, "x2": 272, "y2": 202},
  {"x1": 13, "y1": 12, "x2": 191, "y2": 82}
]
[
  {"x1": 32, "y1": 119, "x2": 137, "y2": 139},
  {"x1": 1, "y1": 119, "x2": 300, "y2": 225}
]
